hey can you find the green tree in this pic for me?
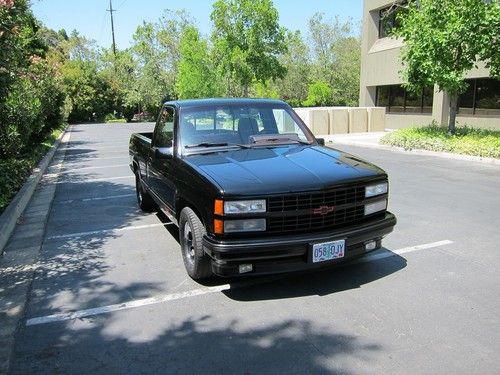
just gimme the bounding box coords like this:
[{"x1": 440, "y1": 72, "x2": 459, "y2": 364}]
[
  {"x1": 61, "y1": 59, "x2": 114, "y2": 122},
  {"x1": 394, "y1": 0, "x2": 500, "y2": 133},
  {"x1": 0, "y1": 0, "x2": 65, "y2": 157},
  {"x1": 48, "y1": 31, "x2": 116, "y2": 122},
  {"x1": 100, "y1": 47, "x2": 138, "y2": 120},
  {"x1": 130, "y1": 10, "x2": 194, "y2": 113},
  {"x1": 0, "y1": 0, "x2": 45, "y2": 101},
  {"x1": 330, "y1": 35, "x2": 361, "y2": 106},
  {"x1": 303, "y1": 80, "x2": 333, "y2": 107},
  {"x1": 211, "y1": 0, "x2": 287, "y2": 96},
  {"x1": 176, "y1": 26, "x2": 221, "y2": 99},
  {"x1": 275, "y1": 30, "x2": 311, "y2": 106},
  {"x1": 307, "y1": 13, "x2": 361, "y2": 106}
]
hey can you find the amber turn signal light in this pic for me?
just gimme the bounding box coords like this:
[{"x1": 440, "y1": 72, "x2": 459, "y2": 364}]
[
  {"x1": 214, "y1": 219, "x2": 224, "y2": 235},
  {"x1": 214, "y1": 199, "x2": 224, "y2": 215}
]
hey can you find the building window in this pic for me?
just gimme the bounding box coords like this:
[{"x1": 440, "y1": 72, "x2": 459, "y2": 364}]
[
  {"x1": 376, "y1": 85, "x2": 433, "y2": 114},
  {"x1": 459, "y1": 78, "x2": 500, "y2": 116},
  {"x1": 378, "y1": 2, "x2": 407, "y2": 38}
]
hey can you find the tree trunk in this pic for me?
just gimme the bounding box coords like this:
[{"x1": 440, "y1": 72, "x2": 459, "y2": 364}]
[
  {"x1": 448, "y1": 94, "x2": 458, "y2": 135},
  {"x1": 243, "y1": 84, "x2": 249, "y2": 97}
]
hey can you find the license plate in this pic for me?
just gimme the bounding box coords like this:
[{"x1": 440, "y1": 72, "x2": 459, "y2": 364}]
[{"x1": 312, "y1": 239, "x2": 345, "y2": 263}]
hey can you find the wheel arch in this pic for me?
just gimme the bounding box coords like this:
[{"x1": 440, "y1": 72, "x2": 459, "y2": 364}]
[{"x1": 176, "y1": 196, "x2": 205, "y2": 227}]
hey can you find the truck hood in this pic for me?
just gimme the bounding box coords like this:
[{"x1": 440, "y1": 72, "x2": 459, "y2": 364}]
[{"x1": 184, "y1": 145, "x2": 386, "y2": 196}]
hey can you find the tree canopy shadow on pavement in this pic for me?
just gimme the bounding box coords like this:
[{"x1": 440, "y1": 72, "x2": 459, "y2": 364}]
[
  {"x1": 11, "y1": 314, "x2": 383, "y2": 374},
  {"x1": 24, "y1": 178, "x2": 166, "y2": 318},
  {"x1": 19, "y1": 132, "x2": 163, "y2": 319}
]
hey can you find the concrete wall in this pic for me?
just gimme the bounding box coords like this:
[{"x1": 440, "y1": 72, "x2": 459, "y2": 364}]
[
  {"x1": 385, "y1": 114, "x2": 433, "y2": 129},
  {"x1": 359, "y1": 0, "x2": 499, "y2": 130},
  {"x1": 294, "y1": 107, "x2": 386, "y2": 135}
]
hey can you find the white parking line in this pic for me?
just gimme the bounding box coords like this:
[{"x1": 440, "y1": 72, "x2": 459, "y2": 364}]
[
  {"x1": 26, "y1": 239, "x2": 453, "y2": 326},
  {"x1": 64, "y1": 156, "x2": 128, "y2": 162},
  {"x1": 46, "y1": 223, "x2": 174, "y2": 240},
  {"x1": 352, "y1": 240, "x2": 454, "y2": 264},
  {"x1": 60, "y1": 164, "x2": 129, "y2": 173},
  {"x1": 55, "y1": 194, "x2": 135, "y2": 205},
  {"x1": 58, "y1": 149, "x2": 124, "y2": 154},
  {"x1": 59, "y1": 145, "x2": 126, "y2": 151},
  {"x1": 57, "y1": 175, "x2": 133, "y2": 184},
  {"x1": 26, "y1": 286, "x2": 229, "y2": 326}
]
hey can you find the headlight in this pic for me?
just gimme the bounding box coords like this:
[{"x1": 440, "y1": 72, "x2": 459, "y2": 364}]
[
  {"x1": 364, "y1": 199, "x2": 387, "y2": 215},
  {"x1": 224, "y1": 219, "x2": 266, "y2": 233},
  {"x1": 365, "y1": 182, "x2": 388, "y2": 198},
  {"x1": 224, "y1": 200, "x2": 266, "y2": 214}
]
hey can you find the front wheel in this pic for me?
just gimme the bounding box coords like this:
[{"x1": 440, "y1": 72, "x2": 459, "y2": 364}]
[{"x1": 179, "y1": 207, "x2": 212, "y2": 280}]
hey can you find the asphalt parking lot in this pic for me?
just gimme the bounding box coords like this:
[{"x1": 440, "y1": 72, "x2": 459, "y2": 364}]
[{"x1": 7, "y1": 123, "x2": 500, "y2": 374}]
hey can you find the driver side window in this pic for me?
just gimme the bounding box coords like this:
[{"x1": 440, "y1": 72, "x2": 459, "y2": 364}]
[{"x1": 154, "y1": 106, "x2": 175, "y2": 147}]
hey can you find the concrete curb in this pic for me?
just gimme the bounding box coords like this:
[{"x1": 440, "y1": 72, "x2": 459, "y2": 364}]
[
  {"x1": 327, "y1": 139, "x2": 500, "y2": 166},
  {"x1": 0, "y1": 128, "x2": 67, "y2": 255}
]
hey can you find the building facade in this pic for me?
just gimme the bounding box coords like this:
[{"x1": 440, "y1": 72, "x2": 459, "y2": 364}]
[{"x1": 359, "y1": 0, "x2": 500, "y2": 130}]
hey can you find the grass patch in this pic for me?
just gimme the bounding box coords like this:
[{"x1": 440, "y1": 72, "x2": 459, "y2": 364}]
[
  {"x1": 0, "y1": 127, "x2": 64, "y2": 213},
  {"x1": 380, "y1": 124, "x2": 500, "y2": 159},
  {"x1": 106, "y1": 118, "x2": 128, "y2": 123}
]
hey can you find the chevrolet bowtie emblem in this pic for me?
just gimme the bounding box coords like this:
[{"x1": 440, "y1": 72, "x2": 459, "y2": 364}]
[{"x1": 313, "y1": 205, "x2": 335, "y2": 215}]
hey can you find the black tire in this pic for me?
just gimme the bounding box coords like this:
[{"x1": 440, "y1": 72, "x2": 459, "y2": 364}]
[
  {"x1": 135, "y1": 170, "x2": 156, "y2": 212},
  {"x1": 179, "y1": 207, "x2": 212, "y2": 280}
]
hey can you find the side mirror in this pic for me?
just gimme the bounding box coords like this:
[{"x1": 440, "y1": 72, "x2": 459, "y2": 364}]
[
  {"x1": 316, "y1": 138, "x2": 325, "y2": 146},
  {"x1": 154, "y1": 147, "x2": 173, "y2": 160}
]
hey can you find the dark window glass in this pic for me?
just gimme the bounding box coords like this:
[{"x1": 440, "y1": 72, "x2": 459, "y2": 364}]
[
  {"x1": 376, "y1": 86, "x2": 390, "y2": 107},
  {"x1": 379, "y1": 8, "x2": 395, "y2": 38},
  {"x1": 458, "y1": 78, "x2": 500, "y2": 116},
  {"x1": 475, "y1": 78, "x2": 500, "y2": 115},
  {"x1": 390, "y1": 85, "x2": 405, "y2": 112},
  {"x1": 378, "y1": 2, "x2": 407, "y2": 38},
  {"x1": 422, "y1": 86, "x2": 434, "y2": 113},
  {"x1": 458, "y1": 80, "x2": 475, "y2": 115},
  {"x1": 405, "y1": 89, "x2": 421, "y2": 113},
  {"x1": 376, "y1": 84, "x2": 434, "y2": 114},
  {"x1": 154, "y1": 107, "x2": 175, "y2": 147}
]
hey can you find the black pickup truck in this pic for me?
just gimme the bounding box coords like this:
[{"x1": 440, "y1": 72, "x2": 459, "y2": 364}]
[{"x1": 129, "y1": 98, "x2": 396, "y2": 280}]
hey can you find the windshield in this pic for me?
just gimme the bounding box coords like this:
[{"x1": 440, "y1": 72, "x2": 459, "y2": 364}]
[{"x1": 179, "y1": 104, "x2": 313, "y2": 149}]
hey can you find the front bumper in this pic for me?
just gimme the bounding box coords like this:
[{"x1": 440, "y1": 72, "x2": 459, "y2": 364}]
[{"x1": 203, "y1": 212, "x2": 397, "y2": 277}]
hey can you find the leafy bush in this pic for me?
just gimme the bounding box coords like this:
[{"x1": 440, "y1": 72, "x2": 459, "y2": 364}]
[
  {"x1": 0, "y1": 54, "x2": 65, "y2": 158},
  {"x1": 62, "y1": 60, "x2": 116, "y2": 123},
  {"x1": 380, "y1": 123, "x2": 500, "y2": 158},
  {"x1": 0, "y1": 128, "x2": 63, "y2": 213},
  {"x1": 104, "y1": 113, "x2": 117, "y2": 121}
]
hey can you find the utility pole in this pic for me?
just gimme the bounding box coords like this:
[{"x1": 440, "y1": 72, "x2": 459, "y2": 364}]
[{"x1": 107, "y1": 0, "x2": 117, "y2": 57}]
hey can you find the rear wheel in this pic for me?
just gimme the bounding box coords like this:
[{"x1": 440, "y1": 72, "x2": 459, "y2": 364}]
[
  {"x1": 179, "y1": 207, "x2": 212, "y2": 280},
  {"x1": 135, "y1": 170, "x2": 156, "y2": 212}
]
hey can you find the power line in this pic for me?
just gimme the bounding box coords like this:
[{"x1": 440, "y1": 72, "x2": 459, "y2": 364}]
[{"x1": 117, "y1": 0, "x2": 128, "y2": 9}]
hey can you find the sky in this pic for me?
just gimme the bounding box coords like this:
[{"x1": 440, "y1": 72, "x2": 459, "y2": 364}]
[{"x1": 31, "y1": 0, "x2": 363, "y2": 50}]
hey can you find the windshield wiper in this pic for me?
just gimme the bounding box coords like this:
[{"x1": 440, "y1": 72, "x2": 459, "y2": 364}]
[
  {"x1": 253, "y1": 137, "x2": 310, "y2": 145},
  {"x1": 185, "y1": 142, "x2": 229, "y2": 148},
  {"x1": 185, "y1": 142, "x2": 252, "y2": 149}
]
